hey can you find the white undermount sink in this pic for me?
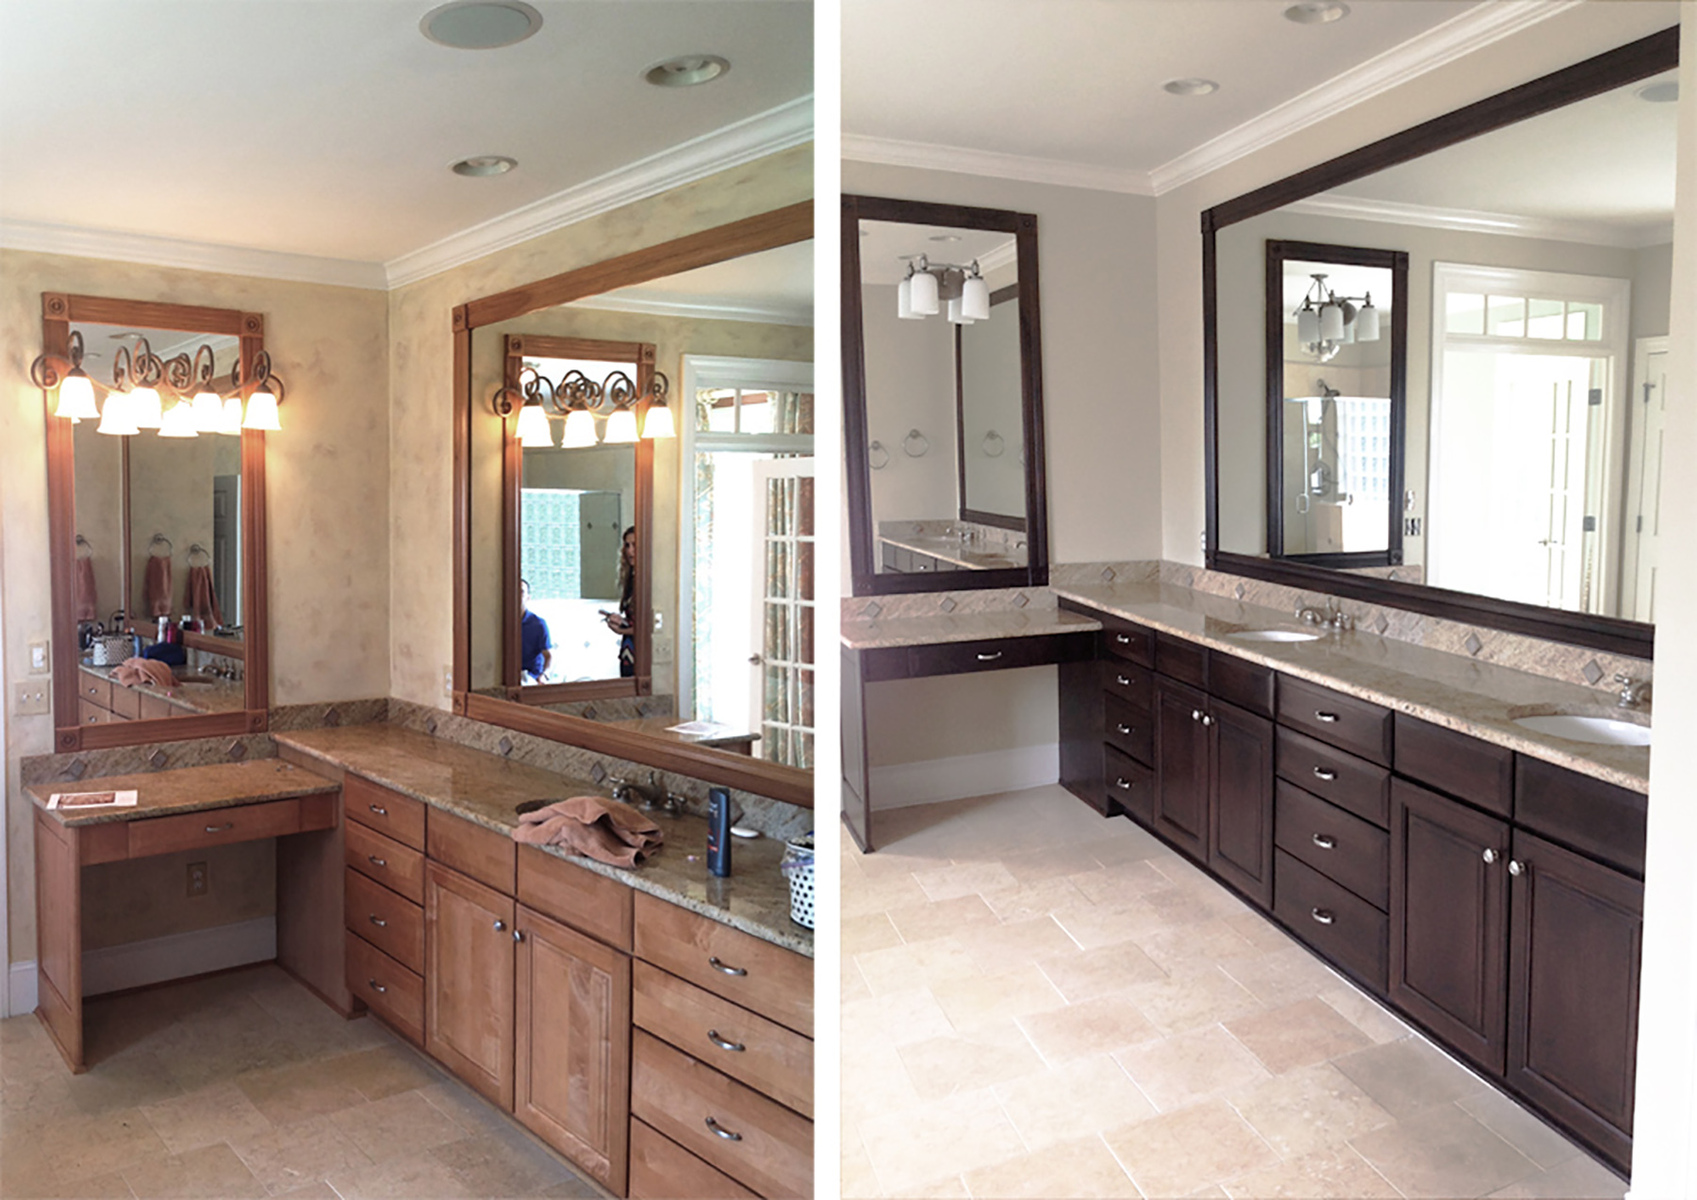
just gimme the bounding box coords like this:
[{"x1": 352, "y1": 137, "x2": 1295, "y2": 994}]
[
  {"x1": 1227, "y1": 629, "x2": 1323, "y2": 643},
  {"x1": 1512, "y1": 714, "x2": 1651, "y2": 747}
]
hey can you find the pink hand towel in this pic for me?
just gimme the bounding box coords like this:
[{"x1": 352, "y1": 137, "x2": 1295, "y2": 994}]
[
  {"x1": 145, "y1": 554, "x2": 173, "y2": 617},
  {"x1": 510, "y1": 796, "x2": 665, "y2": 867},
  {"x1": 114, "y1": 657, "x2": 176, "y2": 690},
  {"x1": 75, "y1": 556, "x2": 98, "y2": 622},
  {"x1": 186, "y1": 565, "x2": 223, "y2": 629}
]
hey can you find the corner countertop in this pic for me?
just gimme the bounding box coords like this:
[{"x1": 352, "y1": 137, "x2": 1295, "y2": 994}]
[
  {"x1": 272, "y1": 724, "x2": 812, "y2": 957},
  {"x1": 842, "y1": 606, "x2": 1102, "y2": 651},
  {"x1": 26, "y1": 759, "x2": 339, "y2": 825},
  {"x1": 879, "y1": 531, "x2": 1026, "y2": 571},
  {"x1": 1051, "y1": 581, "x2": 1650, "y2": 794}
]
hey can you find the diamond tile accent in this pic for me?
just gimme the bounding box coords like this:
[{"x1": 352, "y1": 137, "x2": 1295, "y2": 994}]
[
  {"x1": 227, "y1": 741, "x2": 248, "y2": 761},
  {"x1": 637, "y1": 701, "x2": 654, "y2": 717},
  {"x1": 582, "y1": 706, "x2": 599, "y2": 721},
  {"x1": 424, "y1": 717, "x2": 438, "y2": 735},
  {"x1": 149, "y1": 750, "x2": 169, "y2": 769},
  {"x1": 498, "y1": 736, "x2": 514, "y2": 757},
  {"x1": 1100, "y1": 567, "x2": 1117, "y2": 582},
  {"x1": 1012, "y1": 593, "x2": 1030, "y2": 609},
  {"x1": 66, "y1": 758, "x2": 87, "y2": 781},
  {"x1": 1465, "y1": 632, "x2": 1484, "y2": 657},
  {"x1": 323, "y1": 706, "x2": 341, "y2": 728},
  {"x1": 590, "y1": 762, "x2": 608, "y2": 786},
  {"x1": 863, "y1": 601, "x2": 883, "y2": 620},
  {"x1": 1583, "y1": 659, "x2": 1606, "y2": 686},
  {"x1": 939, "y1": 597, "x2": 957, "y2": 613},
  {"x1": 1374, "y1": 614, "x2": 1390, "y2": 635},
  {"x1": 1234, "y1": 583, "x2": 1246, "y2": 600}
]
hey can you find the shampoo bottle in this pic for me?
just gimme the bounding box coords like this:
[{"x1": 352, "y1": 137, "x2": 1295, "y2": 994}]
[{"x1": 707, "y1": 788, "x2": 732, "y2": 877}]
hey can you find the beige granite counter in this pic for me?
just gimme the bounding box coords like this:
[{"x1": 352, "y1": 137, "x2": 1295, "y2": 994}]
[
  {"x1": 26, "y1": 758, "x2": 338, "y2": 825},
  {"x1": 273, "y1": 724, "x2": 811, "y2": 956},
  {"x1": 79, "y1": 663, "x2": 247, "y2": 716},
  {"x1": 1051, "y1": 581, "x2": 1650, "y2": 793},
  {"x1": 842, "y1": 606, "x2": 1101, "y2": 651},
  {"x1": 879, "y1": 531, "x2": 1025, "y2": 571}
]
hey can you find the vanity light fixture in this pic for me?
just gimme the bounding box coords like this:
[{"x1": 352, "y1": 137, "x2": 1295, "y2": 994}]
[
  {"x1": 643, "y1": 55, "x2": 730, "y2": 87},
  {"x1": 494, "y1": 366, "x2": 673, "y2": 447},
  {"x1": 1293, "y1": 273, "x2": 1379, "y2": 362},
  {"x1": 897, "y1": 255, "x2": 988, "y2": 323}
]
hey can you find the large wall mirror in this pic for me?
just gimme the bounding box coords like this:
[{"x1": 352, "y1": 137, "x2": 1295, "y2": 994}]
[
  {"x1": 1205, "y1": 27, "x2": 1676, "y2": 656},
  {"x1": 843, "y1": 194, "x2": 1049, "y2": 595},
  {"x1": 40, "y1": 294, "x2": 272, "y2": 751},
  {"x1": 454, "y1": 203, "x2": 815, "y2": 806}
]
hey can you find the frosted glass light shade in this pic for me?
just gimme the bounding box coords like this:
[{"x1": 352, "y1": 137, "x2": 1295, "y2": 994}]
[
  {"x1": 159, "y1": 398, "x2": 200, "y2": 438},
  {"x1": 97, "y1": 390, "x2": 139, "y2": 436},
  {"x1": 515, "y1": 402, "x2": 553, "y2": 447},
  {"x1": 603, "y1": 407, "x2": 638, "y2": 444},
  {"x1": 897, "y1": 276, "x2": 918, "y2": 320},
  {"x1": 129, "y1": 386, "x2": 164, "y2": 429},
  {"x1": 961, "y1": 275, "x2": 990, "y2": 322},
  {"x1": 1355, "y1": 300, "x2": 1380, "y2": 342},
  {"x1": 947, "y1": 297, "x2": 977, "y2": 325},
  {"x1": 55, "y1": 371, "x2": 99, "y2": 420},
  {"x1": 242, "y1": 390, "x2": 281, "y2": 431},
  {"x1": 561, "y1": 409, "x2": 597, "y2": 448},
  {"x1": 641, "y1": 403, "x2": 675, "y2": 439},
  {"x1": 1318, "y1": 301, "x2": 1344, "y2": 343},
  {"x1": 218, "y1": 396, "x2": 245, "y2": 435},
  {"x1": 190, "y1": 390, "x2": 224, "y2": 431},
  {"x1": 908, "y1": 270, "x2": 939, "y2": 315},
  {"x1": 1297, "y1": 305, "x2": 1319, "y2": 345}
]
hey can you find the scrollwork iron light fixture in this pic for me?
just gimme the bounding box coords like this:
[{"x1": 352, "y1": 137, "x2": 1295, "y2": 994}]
[
  {"x1": 31, "y1": 330, "x2": 287, "y2": 437},
  {"x1": 494, "y1": 366, "x2": 674, "y2": 448}
]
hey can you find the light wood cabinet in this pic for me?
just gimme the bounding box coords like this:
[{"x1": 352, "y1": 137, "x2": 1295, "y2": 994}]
[{"x1": 425, "y1": 860, "x2": 516, "y2": 1110}]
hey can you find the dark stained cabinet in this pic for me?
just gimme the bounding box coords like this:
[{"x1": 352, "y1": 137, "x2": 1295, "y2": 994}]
[
  {"x1": 1208, "y1": 699, "x2": 1276, "y2": 909},
  {"x1": 1152, "y1": 677, "x2": 1210, "y2": 860}
]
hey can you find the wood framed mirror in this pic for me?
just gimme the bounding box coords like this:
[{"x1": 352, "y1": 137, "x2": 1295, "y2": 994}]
[
  {"x1": 41, "y1": 293, "x2": 271, "y2": 751},
  {"x1": 843, "y1": 194, "x2": 1050, "y2": 595},
  {"x1": 1204, "y1": 27, "x2": 1676, "y2": 657},
  {"x1": 453, "y1": 203, "x2": 815, "y2": 807}
]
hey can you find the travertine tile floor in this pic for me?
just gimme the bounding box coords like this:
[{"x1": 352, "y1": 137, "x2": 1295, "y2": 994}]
[
  {"x1": 0, "y1": 963, "x2": 605, "y2": 1199},
  {"x1": 842, "y1": 785, "x2": 1630, "y2": 1200}
]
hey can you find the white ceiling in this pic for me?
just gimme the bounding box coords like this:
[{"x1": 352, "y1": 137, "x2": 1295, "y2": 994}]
[
  {"x1": 571, "y1": 239, "x2": 815, "y2": 325},
  {"x1": 0, "y1": 1, "x2": 811, "y2": 280}
]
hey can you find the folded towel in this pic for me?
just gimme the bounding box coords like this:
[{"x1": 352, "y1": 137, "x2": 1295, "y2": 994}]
[
  {"x1": 186, "y1": 564, "x2": 223, "y2": 629},
  {"x1": 510, "y1": 795, "x2": 665, "y2": 867},
  {"x1": 74, "y1": 557, "x2": 98, "y2": 622},
  {"x1": 145, "y1": 554, "x2": 173, "y2": 617},
  {"x1": 114, "y1": 656, "x2": 176, "y2": 690}
]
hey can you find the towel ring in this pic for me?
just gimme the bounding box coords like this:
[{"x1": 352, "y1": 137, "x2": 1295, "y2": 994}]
[
  {"x1": 982, "y1": 430, "x2": 1005, "y2": 458},
  {"x1": 148, "y1": 534, "x2": 173, "y2": 558},
  {"x1": 187, "y1": 543, "x2": 212, "y2": 567},
  {"x1": 903, "y1": 429, "x2": 929, "y2": 458},
  {"x1": 868, "y1": 440, "x2": 890, "y2": 470},
  {"x1": 75, "y1": 534, "x2": 94, "y2": 559}
]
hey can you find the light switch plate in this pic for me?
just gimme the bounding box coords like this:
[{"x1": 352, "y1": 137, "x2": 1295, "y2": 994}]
[
  {"x1": 13, "y1": 681, "x2": 50, "y2": 715},
  {"x1": 653, "y1": 635, "x2": 674, "y2": 662},
  {"x1": 28, "y1": 639, "x2": 50, "y2": 673}
]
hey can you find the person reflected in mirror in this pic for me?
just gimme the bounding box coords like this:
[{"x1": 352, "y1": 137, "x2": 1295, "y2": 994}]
[
  {"x1": 601, "y1": 526, "x2": 637, "y2": 677},
  {"x1": 520, "y1": 578, "x2": 552, "y2": 683}
]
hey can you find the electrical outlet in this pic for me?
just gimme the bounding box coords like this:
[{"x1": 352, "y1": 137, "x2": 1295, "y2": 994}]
[
  {"x1": 653, "y1": 635, "x2": 674, "y2": 662},
  {"x1": 186, "y1": 861, "x2": 208, "y2": 897},
  {"x1": 443, "y1": 664, "x2": 454, "y2": 696},
  {"x1": 13, "y1": 681, "x2": 49, "y2": 715},
  {"x1": 28, "y1": 639, "x2": 50, "y2": 673}
]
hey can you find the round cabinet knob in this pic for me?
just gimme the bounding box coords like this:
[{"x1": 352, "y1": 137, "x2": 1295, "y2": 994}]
[
  {"x1": 1482, "y1": 848, "x2": 1499, "y2": 864},
  {"x1": 1508, "y1": 860, "x2": 1525, "y2": 877},
  {"x1": 1201, "y1": 714, "x2": 1214, "y2": 727},
  {"x1": 493, "y1": 919, "x2": 507, "y2": 932},
  {"x1": 513, "y1": 929, "x2": 525, "y2": 943},
  {"x1": 1191, "y1": 709, "x2": 1202, "y2": 722}
]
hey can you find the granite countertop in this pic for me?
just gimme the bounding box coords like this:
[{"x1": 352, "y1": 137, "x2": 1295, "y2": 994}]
[
  {"x1": 79, "y1": 663, "x2": 247, "y2": 716},
  {"x1": 600, "y1": 716, "x2": 759, "y2": 750},
  {"x1": 1051, "y1": 581, "x2": 1651, "y2": 794},
  {"x1": 27, "y1": 759, "x2": 339, "y2": 825},
  {"x1": 879, "y1": 531, "x2": 1025, "y2": 571},
  {"x1": 842, "y1": 606, "x2": 1102, "y2": 651},
  {"x1": 273, "y1": 724, "x2": 811, "y2": 957}
]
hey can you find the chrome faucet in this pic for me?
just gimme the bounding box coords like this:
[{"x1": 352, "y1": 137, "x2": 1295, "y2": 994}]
[
  {"x1": 1613, "y1": 674, "x2": 1651, "y2": 709},
  {"x1": 1296, "y1": 598, "x2": 1353, "y2": 632},
  {"x1": 609, "y1": 771, "x2": 681, "y2": 816}
]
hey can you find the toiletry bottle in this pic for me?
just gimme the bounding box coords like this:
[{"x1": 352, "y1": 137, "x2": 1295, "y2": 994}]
[{"x1": 707, "y1": 788, "x2": 732, "y2": 877}]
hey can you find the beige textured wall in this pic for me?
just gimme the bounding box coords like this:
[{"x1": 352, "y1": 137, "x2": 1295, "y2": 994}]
[
  {"x1": 2, "y1": 250, "x2": 390, "y2": 962},
  {"x1": 387, "y1": 144, "x2": 813, "y2": 709}
]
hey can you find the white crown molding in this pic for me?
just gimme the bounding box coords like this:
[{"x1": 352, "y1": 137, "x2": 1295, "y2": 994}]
[
  {"x1": 978, "y1": 240, "x2": 1019, "y2": 275},
  {"x1": 0, "y1": 220, "x2": 388, "y2": 289},
  {"x1": 384, "y1": 95, "x2": 815, "y2": 288},
  {"x1": 1148, "y1": 0, "x2": 1586, "y2": 194},
  {"x1": 1286, "y1": 193, "x2": 1674, "y2": 249},
  {"x1": 842, "y1": 134, "x2": 1155, "y2": 196},
  {"x1": 567, "y1": 293, "x2": 813, "y2": 328}
]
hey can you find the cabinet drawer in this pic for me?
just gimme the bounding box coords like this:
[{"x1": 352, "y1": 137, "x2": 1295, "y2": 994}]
[
  {"x1": 1274, "y1": 781, "x2": 1389, "y2": 910},
  {"x1": 343, "y1": 773, "x2": 426, "y2": 850},
  {"x1": 1279, "y1": 676, "x2": 1393, "y2": 766},
  {"x1": 79, "y1": 698, "x2": 107, "y2": 725},
  {"x1": 631, "y1": 1030, "x2": 811, "y2": 1200},
  {"x1": 345, "y1": 868, "x2": 424, "y2": 974},
  {"x1": 635, "y1": 892, "x2": 812, "y2": 1037},
  {"x1": 1514, "y1": 757, "x2": 1646, "y2": 877},
  {"x1": 1276, "y1": 727, "x2": 1390, "y2": 828},
  {"x1": 1103, "y1": 694, "x2": 1154, "y2": 765},
  {"x1": 1395, "y1": 713, "x2": 1513, "y2": 817},
  {"x1": 345, "y1": 819, "x2": 426, "y2": 904},
  {"x1": 140, "y1": 694, "x2": 176, "y2": 721},
  {"x1": 1274, "y1": 849, "x2": 1387, "y2": 992},
  {"x1": 128, "y1": 798, "x2": 301, "y2": 858},
  {"x1": 907, "y1": 632, "x2": 1090, "y2": 678},
  {"x1": 428, "y1": 808, "x2": 517, "y2": 895},
  {"x1": 80, "y1": 674, "x2": 113, "y2": 710},
  {"x1": 347, "y1": 932, "x2": 424, "y2": 1044},
  {"x1": 634, "y1": 962, "x2": 812, "y2": 1117},
  {"x1": 518, "y1": 844, "x2": 633, "y2": 952},
  {"x1": 1100, "y1": 617, "x2": 1155, "y2": 668},
  {"x1": 1101, "y1": 657, "x2": 1154, "y2": 712},
  {"x1": 1155, "y1": 632, "x2": 1207, "y2": 687},
  {"x1": 1209, "y1": 652, "x2": 1275, "y2": 719},
  {"x1": 629, "y1": 1119, "x2": 759, "y2": 1200},
  {"x1": 109, "y1": 684, "x2": 142, "y2": 720},
  {"x1": 1103, "y1": 746, "x2": 1153, "y2": 825}
]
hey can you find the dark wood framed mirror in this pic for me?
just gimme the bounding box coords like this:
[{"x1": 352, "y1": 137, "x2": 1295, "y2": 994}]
[
  {"x1": 453, "y1": 202, "x2": 814, "y2": 807},
  {"x1": 1204, "y1": 26, "x2": 1676, "y2": 657},
  {"x1": 41, "y1": 293, "x2": 271, "y2": 751},
  {"x1": 843, "y1": 194, "x2": 1049, "y2": 595}
]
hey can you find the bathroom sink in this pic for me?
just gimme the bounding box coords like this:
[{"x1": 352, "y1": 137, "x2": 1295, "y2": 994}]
[
  {"x1": 1227, "y1": 629, "x2": 1323, "y2": 643},
  {"x1": 1512, "y1": 714, "x2": 1651, "y2": 747}
]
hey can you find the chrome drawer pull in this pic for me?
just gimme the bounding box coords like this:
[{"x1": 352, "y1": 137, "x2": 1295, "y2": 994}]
[
  {"x1": 1115, "y1": 777, "x2": 1133, "y2": 791},
  {"x1": 369, "y1": 915, "x2": 387, "y2": 928},
  {"x1": 1116, "y1": 634, "x2": 1132, "y2": 644},
  {"x1": 707, "y1": 1029, "x2": 746, "y2": 1053},
  {"x1": 1312, "y1": 767, "x2": 1337, "y2": 782},
  {"x1": 1482, "y1": 848, "x2": 1499, "y2": 864},
  {"x1": 1116, "y1": 723, "x2": 1133, "y2": 735},
  {"x1": 368, "y1": 854, "x2": 387, "y2": 867},
  {"x1": 1311, "y1": 833, "x2": 1336, "y2": 850},
  {"x1": 1315, "y1": 711, "x2": 1339, "y2": 723},
  {"x1": 1116, "y1": 674, "x2": 1132, "y2": 686},
  {"x1": 976, "y1": 651, "x2": 1003, "y2": 662},
  {"x1": 368, "y1": 978, "x2": 387, "y2": 994},
  {"x1": 709, "y1": 956, "x2": 747, "y2": 977},
  {"x1": 368, "y1": 803, "x2": 388, "y2": 816},
  {"x1": 704, "y1": 1117, "x2": 742, "y2": 1141},
  {"x1": 1508, "y1": 859, "x2": 1525, "y2": 877},
  {"x1": 1311, "y1": 908, "x2": 1335, "y2": 926},
  {"x1": 205, "y1": 822, "x2": 234, "y2": 834}
]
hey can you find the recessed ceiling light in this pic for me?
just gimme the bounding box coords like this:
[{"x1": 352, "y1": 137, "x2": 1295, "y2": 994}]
[
  {"x1": 451, "y1": 155, "x2": 517, "y2": 177},
  {"x1": 1637, "y1": 80, "x2": 1679, "y2": 103},
  {"x1": 644, "y1": 55, "x2": 730, "y2": 88},
  {"x1": 421, "y1": 2, "x2": 542, "y2": 49},
  {"x1": 1164, "y1": 78, "x2": 1220, "y2": 96},
  {"x1": 928, "y1": 235, "x2": 962, "y2": 243},
  {"x1": 1284, "y1": 2, "x2": 1350, "y2": 24}
]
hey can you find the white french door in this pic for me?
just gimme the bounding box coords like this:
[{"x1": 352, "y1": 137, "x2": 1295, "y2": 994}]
[
  {"x1": 748, "y1": 457, "x2": 815, "y2": 770},
  {"x1": 1620, "y1": 337, "x2": 1670, "y2": 622}
]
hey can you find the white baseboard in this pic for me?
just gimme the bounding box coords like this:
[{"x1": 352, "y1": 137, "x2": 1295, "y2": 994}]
[
  {"x1": 6, "y1": 916, "x2": 277, "y2": 1013},
  {"x1": 870, "y1": 745, "x2": 1059, "y2": 810}
]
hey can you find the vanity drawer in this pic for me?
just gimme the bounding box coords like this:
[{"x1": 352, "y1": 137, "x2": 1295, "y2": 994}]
[
  {"x1": 109, "y1": 684, "x2": 142, "y2": 721},
  {"x1": 343, "y1": 773, "x2": 427, "y2": 850},
  {"x1": 1209, "y1": 652, "x2": 1275, "y2": 719},
  {"x1": 1103, "y1": 745, "x2": 1153, "y2": 825},
  {"x1": 634, "y1": 892, "x2": 812, "y2": 1037},
  {"x1": 1100, "y1": 617, "x2": 1155, "y2": 668},
  {"x1": 81, "y1": 675, "x2": 113, "y2": 710},
  {"x1": 79, "y1": 699, "x2": 107, "y2": 725},
  {"x1": 1274, "y1": 781, "x2": 1389, "y2": 910},
  {"x1": 631, "y1": 1030, "x2": 812, "y2": 1200},
  {"x1": 880, "y1": 542, "x2": 900, "y2": 572},
  {"x1": 128, "y1": 798, "x2": 302, "y2": 857},
  {"x1": 1155, "y1": 632, "x2": 1208, "y2": 688},
  {"x1": 1515, "y1": 757, "x2": 1646, "y2": 877},
  {"x1": 1279, "y1": 676, "x2": 1393, "y2": 766},
  {"x1": 629, "y1": 1119, "x2": 759, "y2": 1200},
  {"x1": 140, "y1": 694, "x2": 176, "y2": 721},
  {"x1": 517, "y1": 845, "x2": 633, "y2": 952},
  {"x1": 1101, "y1": 658, "x2": 1154, "y2": 713},
  {"x1": 634, "y1": 961, "x2": 813, "y2": 1117},
  {"x1": 346, "y1": 933, "x2": 424, "y2": 1044},
  {"x1": 906, "y1": 632, "x2": 1092, "y2": 678},
  {"x1": 427, "y1": 808, "x2": 516, "y2": 894},
  {"x1": 1274, "y1": 849, "x2": 1388, "y2": 993},
  {"x1": 1103, "y1": 694, "x2": 1154, "y2": 765},
  {"x1": 345, "y1": 868, "x2": 425, "y2": 973},
  {"x1": 1395, "y1": 713, "x2": 1513, "y2": 817},
  {"x1": 345, "y1": 819, "x2": 426, "y2": 903},
  {"x1": 1277, "y1": 727, "x2": 1390, "y2": 828}
]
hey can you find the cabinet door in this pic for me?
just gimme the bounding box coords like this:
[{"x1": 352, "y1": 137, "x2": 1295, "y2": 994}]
[
  {"x1": 1057, "y1": 656, "x2": 1104, "y2": 811},
  {"x1": 1208, "y1": 698, "x2": 1274, "y2": 909},
  {"x1": 1507, "y1": 830, "x2": 1641, "y2": 1175},
  {"x1": 1153, "y1": 676, "x2": 1209, "y2": 860},
  {"x1": 425, "y1": 862, "x2": 516, "y2": 1110},
  {"x1": 1389, "y1": 779, "x2": 1510, "y2": 1075},
  {"x1": 515, "y1": 905, "x2": 631, "y2": 1195}
]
